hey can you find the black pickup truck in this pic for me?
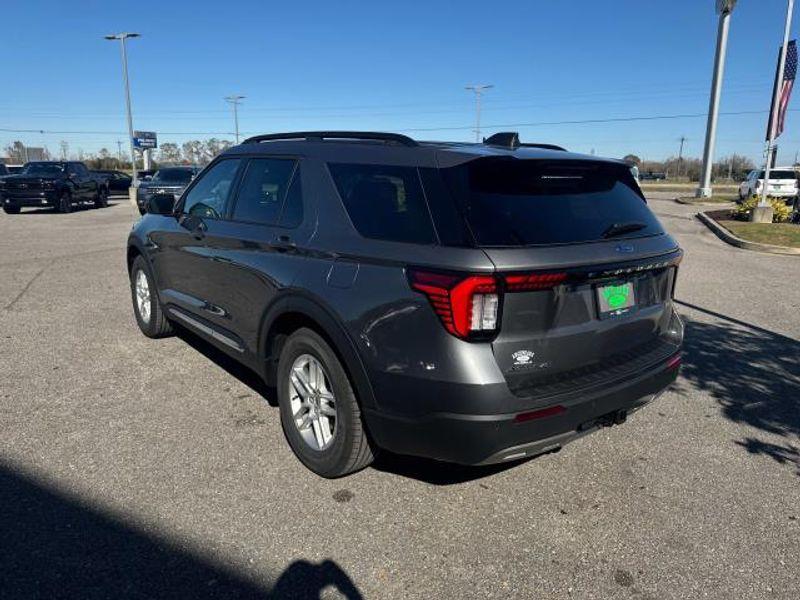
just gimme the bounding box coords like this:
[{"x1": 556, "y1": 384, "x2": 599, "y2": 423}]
[{"x1": 1, "y1": 161, "x2": 109, "y2": 214}]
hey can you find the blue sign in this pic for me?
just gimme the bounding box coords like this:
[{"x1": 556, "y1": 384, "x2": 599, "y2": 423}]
[{"x1": 133, "y1": 131, "x2": 157, "y2": 149}]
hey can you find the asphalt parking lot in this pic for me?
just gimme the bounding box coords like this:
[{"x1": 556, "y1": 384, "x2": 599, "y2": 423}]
[{"x1": 1, "y1": 194, "x2": 798, "y2": 599}]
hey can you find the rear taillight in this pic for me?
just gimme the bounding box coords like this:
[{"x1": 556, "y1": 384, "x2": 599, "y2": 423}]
[
  {"x1": 408, "y1": 269, "x2": 566, "y2": 340},
  {"x1": 408, "y1": 270, "x2": 499, "y2": 339}
]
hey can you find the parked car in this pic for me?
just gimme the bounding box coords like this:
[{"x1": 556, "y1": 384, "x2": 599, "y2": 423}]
[
  {"x1": 137, "y1": 169, "x2": 156, "y2": 181},
  {"x1": 639, "y1": 171, "x2": 667, "y2": 181},
  {"x1": 127, "y1": 131, "x2": 684, "y2": 478},
  {"x1": 135, "y1": 166, "x2": 199, "y2": 214},
  {"x1": 92, "y1": 169, "x2": 132, "y2": 193},
  {"x1": 738, "y1": 168, "x2": 798, "y2": 202},
  {"x1": 2, "y1": 161, "x2": 109, "y2": 214}
]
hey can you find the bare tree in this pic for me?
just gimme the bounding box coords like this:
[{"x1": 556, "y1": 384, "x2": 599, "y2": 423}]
[{"x1": 158, "y1": 143, "x2": 182, "y2": 164}]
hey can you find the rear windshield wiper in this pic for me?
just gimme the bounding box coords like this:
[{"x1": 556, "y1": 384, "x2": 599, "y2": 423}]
[{"x1": 602, "y1": 222, "x2": 648, "y2": 239}]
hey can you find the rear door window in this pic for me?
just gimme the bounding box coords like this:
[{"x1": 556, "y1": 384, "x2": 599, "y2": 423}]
[
  {"x1": 439, "y1": 158, "x2": 664, "y2": 247},
  {"x1": 328, "y1": 163, "x2": 436, "y2": 244},
  {"x1": 231, "y1": 158, "x2": 296, "y2": 226}
]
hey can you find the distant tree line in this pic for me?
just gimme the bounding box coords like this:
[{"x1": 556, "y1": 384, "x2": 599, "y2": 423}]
[
  {"x1": 3, "y1": 138, "x2": 234, "y2": 171},
  {"x1": 623, "y1": 153, "x2": 756, "y2": 182}
]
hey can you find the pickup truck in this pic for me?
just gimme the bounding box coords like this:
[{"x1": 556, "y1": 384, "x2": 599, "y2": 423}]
[{"x1": 1, "y1": 161, "x2": 109, "y2": 214}]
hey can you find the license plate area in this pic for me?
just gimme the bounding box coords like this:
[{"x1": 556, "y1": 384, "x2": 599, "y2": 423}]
[{"x1": 596, "y1": 280, "x2": 636, "y2": 319}]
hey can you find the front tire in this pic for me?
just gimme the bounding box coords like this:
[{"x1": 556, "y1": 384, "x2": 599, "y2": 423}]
[
  {"x1": 58, "y1": 191, "x2": 73, "y2": 213},
  {"x1": 130, "y1": 255, "x2": 173, "y2": 338},
  {"x1": 277, "y1": 328, "x2": 374, "y2": 477}
]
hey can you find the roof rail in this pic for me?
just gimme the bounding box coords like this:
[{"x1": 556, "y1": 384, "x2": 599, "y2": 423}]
[
  {"x1": 242, "y1": 131, "x2": 418, "y2": 147},
  {"x1": 483, "y1": 131, "x2": 566, "y2": 152}
]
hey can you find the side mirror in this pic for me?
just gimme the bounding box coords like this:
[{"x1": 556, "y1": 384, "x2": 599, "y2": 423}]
[{"x1": 148, "y1": 192, "x2": 176, "y2": 215}]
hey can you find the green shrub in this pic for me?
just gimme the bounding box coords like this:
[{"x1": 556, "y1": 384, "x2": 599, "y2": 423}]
[{"x1": 732, "y1": 195, "x2": 793, "y2": 223}]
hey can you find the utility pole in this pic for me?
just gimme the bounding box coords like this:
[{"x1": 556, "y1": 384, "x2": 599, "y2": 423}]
[
  {"x1": 465, "y1": 84, "x2": 494, "y2": 142},
  {"x1": 104, "y1": 32, "x2": 140, "y2": 190},
  {"x1": 225, "y1": 95, "x2": 246, "y2": 144},
  {"x1": 677, "y1": 135, "x2": 687, "y2": 179},
  {"x1": 697, "y1": 0, "x2": 737, "y2": 198},
  {"x1": 759, "y1": 0, "x2": 795, "y2": 213}
]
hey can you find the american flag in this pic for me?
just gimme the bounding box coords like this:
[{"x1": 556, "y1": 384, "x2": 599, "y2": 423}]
[{"x1": 767, "y1": 39, "x2": 797, "y2": 139}]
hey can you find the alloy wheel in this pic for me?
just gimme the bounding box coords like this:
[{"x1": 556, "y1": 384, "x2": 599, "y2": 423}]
[
  {"x1": 288, "y1": 354, "x2": 337, "y2": 451},
  {"x1": 135, "y1": 269, "x2": 151, "y2": 324}
]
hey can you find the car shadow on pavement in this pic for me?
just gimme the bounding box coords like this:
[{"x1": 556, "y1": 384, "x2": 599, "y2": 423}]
[
  {"x1": 175, "y1": 325, "x2": 278, "y2": 407},
  {"x1": 372, "y1": 450, "x2": 542, "y2": 485},
  {"x1": 676, "y1": 300, "x2": 800, "y2": 476},
  {"x1": 0, "y1": 461, "x2": 363, "y2": 599}
]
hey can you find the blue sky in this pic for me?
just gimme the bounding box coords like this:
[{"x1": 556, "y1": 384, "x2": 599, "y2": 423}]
[{"x1": 2, "y1": 0, "x2": 798, "y2": 163}]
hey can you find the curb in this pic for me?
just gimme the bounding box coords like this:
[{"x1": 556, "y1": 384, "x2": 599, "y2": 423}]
[
  {"x1": 674, "y1": 196, "x2": 736, "y2": 207},
  {"x1": 696, "y1": 211, "x2": 800, "y2": 256}
]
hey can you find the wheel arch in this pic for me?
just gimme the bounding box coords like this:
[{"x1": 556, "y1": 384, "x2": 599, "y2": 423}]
[{"x1": 259, "y1": 294, "x2": 377, "y2": 410}]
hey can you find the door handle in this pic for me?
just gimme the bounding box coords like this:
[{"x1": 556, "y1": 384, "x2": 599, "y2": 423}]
[{"x1": 271, "y1": 234, "x2": 296, "y2": 251}]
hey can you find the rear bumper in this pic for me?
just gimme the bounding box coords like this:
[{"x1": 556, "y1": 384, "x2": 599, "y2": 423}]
[{"x1": 364, "y1": 357, "x2": 680, "y2": 465}]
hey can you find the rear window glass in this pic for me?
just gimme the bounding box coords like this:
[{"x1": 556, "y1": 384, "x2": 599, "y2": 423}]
[
  {"x1": 328, "y1": 163, "x2": 436, "y2": 244},
  {"x1": 758, "y1": 170, "x2": 796, "y2": 179},
  {"x1": 439, "y1": 158, "x2": 664, "y2": 247}
]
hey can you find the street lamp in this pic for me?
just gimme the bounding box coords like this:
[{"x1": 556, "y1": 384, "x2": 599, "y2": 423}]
[
  {"x1": 465, "y1": 84, "x2": 494, "y2": 142},
  {"x1": 104, "y1": 32, "x2": 140, "y2": 189},
  {"x1": 224, "y1": 95, "x2": 246, "y2": 144},
  {"x1": 696, "y1": 1, "x2": 737, "y2": 198}
]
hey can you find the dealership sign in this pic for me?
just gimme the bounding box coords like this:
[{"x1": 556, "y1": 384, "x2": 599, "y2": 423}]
[{"x1": 132, "y1": 131, "x2": 157, "y2": 149}]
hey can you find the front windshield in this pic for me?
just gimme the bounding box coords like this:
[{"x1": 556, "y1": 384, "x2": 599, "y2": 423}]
[
  {"x1": 153, "y1": 169, "x2": 193, "y2": 184},
  {"x1": 23, "y1": 163, "x2": 65, "y2": 176}
]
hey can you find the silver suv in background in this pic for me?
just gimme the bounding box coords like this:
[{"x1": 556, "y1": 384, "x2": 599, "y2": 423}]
[{"x1": 738, "y1": 168, "x2": 798, "y2": 202}]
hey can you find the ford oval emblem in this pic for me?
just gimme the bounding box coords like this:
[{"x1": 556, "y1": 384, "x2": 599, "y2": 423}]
[{"x1": 615, "y1": 244, "x2": 635, "y2": 254}]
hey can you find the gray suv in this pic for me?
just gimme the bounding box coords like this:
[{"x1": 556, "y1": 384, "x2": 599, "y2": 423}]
[{"x1": 127, "y1": 131, "x2": 684, "y2": 478}]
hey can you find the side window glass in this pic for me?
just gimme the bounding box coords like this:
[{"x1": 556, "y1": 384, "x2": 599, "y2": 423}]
[
  {"x1": 182, "y1": 159, "x2": 242, "y2": 220},
  {"x1": 328, "y1": 163, "x2": 437, "y2": 244},
  {"x1": 232, "y1": 158, "x2": 296, "y2": 225},
  {"x1": 279, "y1": 170, "x2": 304, "y2": 228}
]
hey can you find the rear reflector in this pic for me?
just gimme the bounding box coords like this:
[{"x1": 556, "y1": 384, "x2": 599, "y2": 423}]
[
  {"x1": 666, "y1": 354, "x2": 682, "y2": 370},
  {"x1": 514, "y1": 405, "x2": 566, "y2": 423}
]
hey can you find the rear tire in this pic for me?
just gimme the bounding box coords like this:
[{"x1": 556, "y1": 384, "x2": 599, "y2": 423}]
[
  {"x1": 3, "y1": 205, "x2": 20, "y2": 214},
  {"x1": 58, "y1": 191, "x2": 72, "y2": 213},
  {"x1": 277, "y1": 328, "x2": 375, "y2": 478},
  {"x1": 130, "y1": 255, "x2": 173, "y2": 338}
]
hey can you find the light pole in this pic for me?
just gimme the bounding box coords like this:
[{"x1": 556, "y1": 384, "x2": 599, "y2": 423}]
[
  {"x1": 759, "y1": 0, "x2": 795, "y2": 214},
  {"x1": 104, "y1": 32, "x2": 140, "y2": 189},
  {"x1": 225, "y1": 95, "x2": 246, "y2": 144},
  {"x1": 697, "y1": 1, "x2": 737, "y2": 198},
  {"x1": 465, "y1": 84, "x2": 493, "y2": 142}
]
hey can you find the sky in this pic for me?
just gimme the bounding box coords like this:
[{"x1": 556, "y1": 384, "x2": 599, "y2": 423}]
[{"x1": 1, "y1": 0, "x2": 799, "y2": 164}]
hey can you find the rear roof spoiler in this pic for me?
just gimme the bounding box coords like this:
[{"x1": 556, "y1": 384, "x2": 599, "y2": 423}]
[{"x1": 483, "y1": 132, "x2": 566, "y2": 152}]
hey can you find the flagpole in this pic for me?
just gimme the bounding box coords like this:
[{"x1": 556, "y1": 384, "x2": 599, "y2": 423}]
[{"x1": 759, "y1": 0, "x2": 795, "y2": 213}]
